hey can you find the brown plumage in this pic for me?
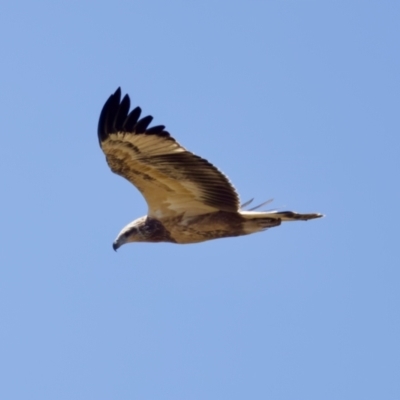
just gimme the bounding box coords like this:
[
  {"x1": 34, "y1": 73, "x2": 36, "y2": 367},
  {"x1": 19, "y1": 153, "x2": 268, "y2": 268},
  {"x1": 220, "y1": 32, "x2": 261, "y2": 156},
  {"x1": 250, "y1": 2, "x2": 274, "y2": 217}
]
[{"x1": 97, "y1": 88, "x2": 322, "y2": 250}]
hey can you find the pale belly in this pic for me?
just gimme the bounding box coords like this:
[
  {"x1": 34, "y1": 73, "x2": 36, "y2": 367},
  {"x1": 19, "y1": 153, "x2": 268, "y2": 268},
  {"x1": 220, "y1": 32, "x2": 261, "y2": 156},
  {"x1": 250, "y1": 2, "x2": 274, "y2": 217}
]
[{"x1": 163, "y1": 211, "x2": 245, "y2": 244}]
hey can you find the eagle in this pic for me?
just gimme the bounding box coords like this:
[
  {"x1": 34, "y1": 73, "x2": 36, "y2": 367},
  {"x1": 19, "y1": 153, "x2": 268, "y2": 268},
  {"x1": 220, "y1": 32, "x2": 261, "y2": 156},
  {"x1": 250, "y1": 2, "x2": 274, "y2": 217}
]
[{"x1": 98, "y1": 88, "x2": 322, "y2": 250}]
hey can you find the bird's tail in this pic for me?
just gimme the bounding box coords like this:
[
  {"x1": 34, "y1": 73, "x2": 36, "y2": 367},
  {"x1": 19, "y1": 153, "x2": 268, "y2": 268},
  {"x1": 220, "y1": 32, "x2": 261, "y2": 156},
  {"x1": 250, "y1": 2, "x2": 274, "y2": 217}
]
[{"x1": 239, "y1": 210, "x2": 323, "y2": 233}]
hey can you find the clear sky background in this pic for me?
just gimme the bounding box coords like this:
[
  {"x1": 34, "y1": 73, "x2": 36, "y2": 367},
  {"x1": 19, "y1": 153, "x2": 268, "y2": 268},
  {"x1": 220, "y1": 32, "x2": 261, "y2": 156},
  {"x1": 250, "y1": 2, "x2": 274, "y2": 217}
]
[{"x1": 1, "y1": 1, "x2": 399, "y2": 399}]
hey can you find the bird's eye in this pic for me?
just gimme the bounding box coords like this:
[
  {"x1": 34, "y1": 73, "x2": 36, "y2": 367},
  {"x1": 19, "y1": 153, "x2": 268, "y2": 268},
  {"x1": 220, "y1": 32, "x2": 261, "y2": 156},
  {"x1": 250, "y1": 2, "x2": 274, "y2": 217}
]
[{"x1": 124, "y1": 229, "x2": 136, "y2": 237}]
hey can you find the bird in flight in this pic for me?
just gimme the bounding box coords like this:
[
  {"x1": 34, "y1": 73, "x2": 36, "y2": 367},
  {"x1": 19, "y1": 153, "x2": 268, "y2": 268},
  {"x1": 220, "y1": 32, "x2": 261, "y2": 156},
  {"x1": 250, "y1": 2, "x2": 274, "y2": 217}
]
[{"x1": 98, "y1": 88, "x2": 322, "y2": 250}]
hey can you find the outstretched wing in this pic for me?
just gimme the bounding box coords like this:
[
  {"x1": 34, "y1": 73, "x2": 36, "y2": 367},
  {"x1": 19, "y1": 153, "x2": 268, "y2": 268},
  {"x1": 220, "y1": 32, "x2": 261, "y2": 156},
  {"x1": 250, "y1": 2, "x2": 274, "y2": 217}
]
[{"x1": 98, "y1": 88, "x2": 240, "y2": 218}]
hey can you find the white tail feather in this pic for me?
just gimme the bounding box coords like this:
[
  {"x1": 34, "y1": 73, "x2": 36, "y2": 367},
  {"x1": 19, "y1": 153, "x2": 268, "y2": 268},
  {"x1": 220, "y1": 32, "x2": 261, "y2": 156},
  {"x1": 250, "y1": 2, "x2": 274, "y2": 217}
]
[{"x1": 240, "y1": 210, "x2": 323, "y2": 222}]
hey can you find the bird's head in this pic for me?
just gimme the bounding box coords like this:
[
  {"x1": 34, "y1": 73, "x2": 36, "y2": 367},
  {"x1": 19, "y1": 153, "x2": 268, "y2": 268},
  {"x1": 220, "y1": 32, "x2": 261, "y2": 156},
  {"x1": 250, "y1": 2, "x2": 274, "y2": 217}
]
[{"x1": 112, "y1": 216, "x2": 147, "y2": 251}]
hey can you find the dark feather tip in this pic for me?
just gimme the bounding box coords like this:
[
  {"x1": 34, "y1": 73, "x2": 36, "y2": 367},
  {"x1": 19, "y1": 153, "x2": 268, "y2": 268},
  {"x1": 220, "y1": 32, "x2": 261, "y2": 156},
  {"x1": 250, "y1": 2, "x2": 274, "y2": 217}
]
[{"x1": 97, "y1": 88, "x2": 171, "y2": 146}]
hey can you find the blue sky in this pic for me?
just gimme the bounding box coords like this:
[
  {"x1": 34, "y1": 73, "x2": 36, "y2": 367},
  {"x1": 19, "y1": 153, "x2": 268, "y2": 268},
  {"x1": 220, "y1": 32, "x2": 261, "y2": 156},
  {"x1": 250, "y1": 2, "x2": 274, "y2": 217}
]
[{"x1": 1, "y1": 1, "x2": 399, "y2": 399}]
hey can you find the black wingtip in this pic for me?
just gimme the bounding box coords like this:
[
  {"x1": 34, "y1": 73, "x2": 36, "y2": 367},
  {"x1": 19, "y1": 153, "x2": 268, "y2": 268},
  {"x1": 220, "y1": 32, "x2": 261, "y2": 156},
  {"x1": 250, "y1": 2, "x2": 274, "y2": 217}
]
[
  {"x1": 134, "y1": 115, "x2": 153, "y2": 133},
  {"x1": 97, "y1": 88, "x2": 171, "y2": 146},
  {"x1": 97, "y1": 87, "x2": 123, "y2": 144},
  {"x1": 114, "y1": 94, "x2": 131, "y2": 132}
]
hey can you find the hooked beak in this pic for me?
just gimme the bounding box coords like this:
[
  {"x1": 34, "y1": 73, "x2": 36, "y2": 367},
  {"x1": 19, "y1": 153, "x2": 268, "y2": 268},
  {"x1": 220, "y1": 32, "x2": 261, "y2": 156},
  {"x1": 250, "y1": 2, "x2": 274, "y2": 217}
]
[{"x1": 112, "y1": 241, "x2": 119, "y2": 252}]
